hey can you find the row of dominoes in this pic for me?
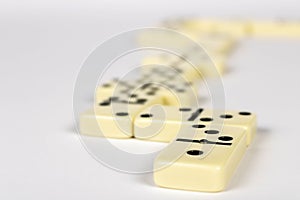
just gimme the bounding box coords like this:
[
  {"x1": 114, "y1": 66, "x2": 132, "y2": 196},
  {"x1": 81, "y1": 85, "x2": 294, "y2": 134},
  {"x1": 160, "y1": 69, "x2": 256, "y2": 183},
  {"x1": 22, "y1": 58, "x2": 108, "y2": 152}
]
[
  {"x1": 139, "y1": 19, "x2": 300, "y2": 77},
  {"x1": 80, "y1": 75, "x2": 256, "y2": 192},
  {"x1": 78, "y1": 19, "x2": 263, "y2": 192}
]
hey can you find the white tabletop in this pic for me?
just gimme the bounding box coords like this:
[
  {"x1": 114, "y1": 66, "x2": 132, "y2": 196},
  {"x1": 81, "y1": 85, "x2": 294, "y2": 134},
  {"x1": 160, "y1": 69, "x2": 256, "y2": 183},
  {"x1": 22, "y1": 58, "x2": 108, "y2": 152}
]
[{"x1": 1, "y1": 0, "x2": 299, "y2": 199}]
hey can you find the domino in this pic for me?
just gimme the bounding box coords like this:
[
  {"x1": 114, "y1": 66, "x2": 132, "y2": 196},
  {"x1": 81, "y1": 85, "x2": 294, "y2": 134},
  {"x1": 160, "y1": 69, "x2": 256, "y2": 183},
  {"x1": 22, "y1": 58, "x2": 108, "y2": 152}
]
[
  {"x1": 134, "y1": 106, "x2": 256, "y2": 145},
  {"x1": 141, "y1": 55, "x2": 203, "y2": 82},
  {"x1": 134, "y1": 105, "x2": 197, "y2": 142},
  {"x1": 96, "y1": 78, "x2": 164, "y2": 104},
  {"x1": 142, "y1": 52, "x2": 226, "y2": 78},
  {"x1": 184, "y1": 49, "x2": 227, "y2": 76},
  {"x1": 154, "y1": 126, "x2": 247, "y2": 192},
  {"x1": 196, "y1": 33, "x2": 236, "y2": 53},
  {"x1": 95, "y1": 79, "x2": 144, "y2": 103},
  {"x1": 81, "y1": 85, "x2": 164, "y2": 138},
  {"x1": 251, "y1": 20, "x2": 300, "y2": 37},
  {"x1": 170, "y1": 19, "x2": 252, "y2": 37},
  {"x1": 140, "y1": 69, "x2": 200, "y2": 107}
]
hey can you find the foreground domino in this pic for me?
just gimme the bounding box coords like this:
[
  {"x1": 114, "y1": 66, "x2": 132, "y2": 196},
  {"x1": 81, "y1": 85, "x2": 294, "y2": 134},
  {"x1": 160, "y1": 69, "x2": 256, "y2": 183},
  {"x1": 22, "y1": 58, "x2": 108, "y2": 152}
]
[{"x1": 154, "y1": 126, "x2": 247, "y2": 192}]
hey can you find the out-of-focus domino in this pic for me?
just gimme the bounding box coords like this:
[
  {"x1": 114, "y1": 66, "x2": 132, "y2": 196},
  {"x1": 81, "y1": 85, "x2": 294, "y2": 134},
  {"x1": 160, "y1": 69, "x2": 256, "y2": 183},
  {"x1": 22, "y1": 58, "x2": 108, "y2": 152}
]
[
  {"x1": 251, "y1": 20, "x2": 300, "y2": 37},
  {"x1": 134, "y1": 105, "x2": 256, "y2": 146},
  {"x1": 81, "y1": 87, "x2": 164, "y2": 138}
]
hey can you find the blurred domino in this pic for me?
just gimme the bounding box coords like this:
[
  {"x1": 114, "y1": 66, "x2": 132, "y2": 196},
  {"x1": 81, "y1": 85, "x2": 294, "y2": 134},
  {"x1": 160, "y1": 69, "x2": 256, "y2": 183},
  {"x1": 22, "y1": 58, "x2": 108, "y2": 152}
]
[
  {"x1": 165, "y1": 18, "x2": 252, "y2": 37},
  {"x1": 251, "y1": 20, "x2": 300, "y2": 37},
  {"x1": 81, "y1": 84, "x2": 164, "y2": 138}
]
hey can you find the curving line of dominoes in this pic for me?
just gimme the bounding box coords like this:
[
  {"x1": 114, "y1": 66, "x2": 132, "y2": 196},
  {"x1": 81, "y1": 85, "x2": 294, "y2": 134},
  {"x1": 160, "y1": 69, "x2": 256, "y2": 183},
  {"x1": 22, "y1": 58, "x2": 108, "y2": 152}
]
[{"x1": 79, "y1": 18, "x2": 300, "y2": 192}]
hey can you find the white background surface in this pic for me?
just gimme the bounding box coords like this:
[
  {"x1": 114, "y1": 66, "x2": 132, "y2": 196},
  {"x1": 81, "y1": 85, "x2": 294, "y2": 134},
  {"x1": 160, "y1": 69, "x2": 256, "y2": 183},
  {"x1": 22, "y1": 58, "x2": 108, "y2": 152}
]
[{"x1": 1, "y1": 0, "x2": 300, "y2": 199}]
